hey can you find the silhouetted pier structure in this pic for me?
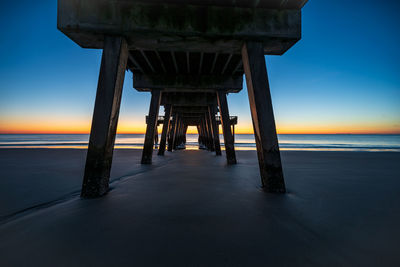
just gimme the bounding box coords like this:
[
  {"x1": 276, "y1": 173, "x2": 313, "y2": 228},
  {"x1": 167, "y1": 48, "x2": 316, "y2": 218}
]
[
  {"x1": 146, "y1": 108, "x2": 238, "y2": 153},
  {"x1": 58, "y1": 0, "x2": 307, "y2": 197}
]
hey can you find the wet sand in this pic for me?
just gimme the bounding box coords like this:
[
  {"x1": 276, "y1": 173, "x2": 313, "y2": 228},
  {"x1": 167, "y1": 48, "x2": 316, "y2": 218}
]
[
  {"x1": 0, "y1": 149, "x2": 171, "y2": 218},
  {"x1": 0, "y1": 149, "x2": 400, "y2": 266}
]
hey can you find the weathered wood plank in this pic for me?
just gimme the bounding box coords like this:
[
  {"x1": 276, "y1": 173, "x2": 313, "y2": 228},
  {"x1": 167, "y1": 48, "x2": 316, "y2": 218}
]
[
  {"x1": 81, "y1": 36, "x2": 128, "y2": 198},
  {"x1": 217, "y1": 91, "x2": 236, "y2": 164},
  {"x1": 141, "y1": 90, "x2": 161, "y2": 164},
  {"x1": 242, "y1": 41, "x2": 286, "y2": 193}
]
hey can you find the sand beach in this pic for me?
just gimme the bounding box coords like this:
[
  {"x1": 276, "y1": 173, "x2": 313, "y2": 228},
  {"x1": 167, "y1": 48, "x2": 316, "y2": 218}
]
[{"x1": 1, "y1": 148, "x2": 399, "y2": 266}]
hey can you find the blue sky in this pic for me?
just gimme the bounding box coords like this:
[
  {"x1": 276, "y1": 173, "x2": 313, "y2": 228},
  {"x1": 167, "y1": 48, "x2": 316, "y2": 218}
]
[{"x1": 0, "y1": 0, "x2": 399, "y2": 134}]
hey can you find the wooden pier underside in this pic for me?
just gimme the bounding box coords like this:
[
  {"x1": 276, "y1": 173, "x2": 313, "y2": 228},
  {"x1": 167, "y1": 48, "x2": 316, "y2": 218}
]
[{"x1": 57, "y1": 0, "x2": 307, "y2": 197}]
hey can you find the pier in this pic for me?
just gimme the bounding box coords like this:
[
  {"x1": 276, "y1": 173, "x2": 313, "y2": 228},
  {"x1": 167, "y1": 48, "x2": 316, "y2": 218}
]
[{"x1": 57, "y1": 0, "x2": 307, "y2": 197}]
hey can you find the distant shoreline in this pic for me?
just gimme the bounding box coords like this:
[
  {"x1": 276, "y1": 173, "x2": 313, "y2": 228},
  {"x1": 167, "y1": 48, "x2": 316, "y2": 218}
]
[
  {"x1": 0, "y1": 134, "x2": 399, "y2": 152},
  {"x1": 0, "y1": 147, "x2": 399, "y2": 153},
  {"x1": 1, "y1": 133, "x2": 400, "y2": 135}
]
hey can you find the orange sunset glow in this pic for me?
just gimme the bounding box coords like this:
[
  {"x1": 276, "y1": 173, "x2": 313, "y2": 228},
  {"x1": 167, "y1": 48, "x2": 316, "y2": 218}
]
[{"x1": 1, "y1": 117, "x2": 399, "y2": 135}]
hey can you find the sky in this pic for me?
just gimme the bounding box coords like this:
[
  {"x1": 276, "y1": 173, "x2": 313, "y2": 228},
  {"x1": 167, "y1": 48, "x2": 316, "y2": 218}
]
[{"x1": 0, "y1": 0, "x2": 399, "y2": 134}]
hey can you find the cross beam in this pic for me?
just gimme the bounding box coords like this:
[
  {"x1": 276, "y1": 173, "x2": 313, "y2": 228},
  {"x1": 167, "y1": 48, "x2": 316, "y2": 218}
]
[{"x1": 133, "y1": 74, "x2": 242, "y2": 92}]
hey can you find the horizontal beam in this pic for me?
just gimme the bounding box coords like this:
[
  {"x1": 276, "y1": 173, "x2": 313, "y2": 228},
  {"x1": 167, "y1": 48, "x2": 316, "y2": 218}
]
[
  {"x1": 133, "y1": 73, "x2": 243, "y2": 92},
  {"x1": 161, "y1": 93, "x2": 218, "y2": 106},
  {"x1": 58, "y1": 1, "x2": 302, "y2": 55},
  {"x1": 216, "y1": 116, "x2": 238, "y2": 125},
  {"x1": 145, "y1": 116, "x2": 164, "y2": 125},
  {"x1": 173, "y1": 107, "x2": 210, "y2": 113},
  {"x1": 145, "y1": 115, "x2": 238, "y2": 125}
]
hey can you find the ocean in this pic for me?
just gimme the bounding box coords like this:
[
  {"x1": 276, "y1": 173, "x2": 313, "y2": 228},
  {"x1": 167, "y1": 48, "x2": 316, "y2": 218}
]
[{"x1": 0, "y1": 134, "x2": 399, "y2": 152}]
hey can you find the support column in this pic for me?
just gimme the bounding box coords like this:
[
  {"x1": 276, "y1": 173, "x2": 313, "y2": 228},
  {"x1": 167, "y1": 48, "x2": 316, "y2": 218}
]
[
  {"x1": 205, "y1": 112, "x2": 215, "y2": 151},
  {"x1": 217, "y1": 91, "x2": 236, "y2": 165},
  {"x1": 141, "y1": 90, "x2": 161, "y2": 164},
  {"x1": 154, "y1": 125, "x2": 159, "y2": 147},
  {"x1": 178, "y1": 119, "x2": 183, "y2": 148},
  {"x1": 204, "y1": 113, "x2": 210, "y2": 150},
  {"x1": 167, "y1": 114, "x2": 176, "y2": 152},
  {"x1": 242, "y1": 42, "x2": 286, "y2": 193},
  {"x1": 173, "y1": 117, "x2": 181, "y2": 150},
  {"x1": 197, "y1": 125, "x2": 201, "y2": 146},
  {"x1": 232, "y1": 124, "x2": 235, "y2": 143},
  {"x1": 81, "y1": 36, "x2": 128, "y2": 198},
  {"x1": 198, "y1": 120, "x2": 203, "y2": 148},
  {"x1": 209, "y1": 105, "x2": 222, "y2": 155},
  {"x1": 171, "y1": 114, "x2": 179, "y2": 150},
  {"x1": 158, "y1": 104, "x2": 172, "y2": 155},
  {"x1": 201, "y1": 118, "x2": 207, "y2": 149},
  {"x1": 183, "y1": 125, "x2": 188, "y2": 145}
]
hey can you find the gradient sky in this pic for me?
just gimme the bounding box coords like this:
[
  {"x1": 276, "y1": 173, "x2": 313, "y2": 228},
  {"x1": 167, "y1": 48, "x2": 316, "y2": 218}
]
[{"x1": 0, "y1": 0, "x2": 399, "y2": 134}]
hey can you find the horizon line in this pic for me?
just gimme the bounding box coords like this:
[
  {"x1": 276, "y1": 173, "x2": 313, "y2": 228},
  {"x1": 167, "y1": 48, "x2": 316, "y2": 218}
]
[{"x1": 0, "y1": 132, "x2": 399, "y2": 135}]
